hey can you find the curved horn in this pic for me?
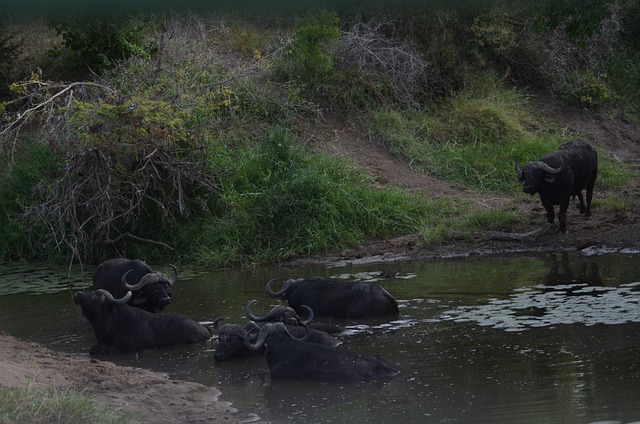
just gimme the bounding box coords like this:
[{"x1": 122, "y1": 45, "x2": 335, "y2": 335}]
[
  {"x1": 300, "y1": 305, "x2": 314, "y2": 325},
  {"x1": 244, "y1": 322, "x2": 267, "y2": 351},
  {"x1": 534, "y1": 159, "x2": 563, "y2": 174},
  {"x1": 265, "y1": 278, "x2": 296, "y2": 297},
  {"x1": 514, "y1": 161, "x2": 522, "y2": 175},
  {"x1": 213, "y1": 317, "x2": 228, "y2": 332},
  {"x1": 97, "y1": 289, "x2": 132, "y2": 305},
  {"x1": 168, "y1": 265, "x2": 178, "y2": 285},
  {"x1": 245, "y1": 300, "x2": 274, "y2": 322},
  {"x1": 122, "y1": 270, "x2": 159, "y2": 291}
]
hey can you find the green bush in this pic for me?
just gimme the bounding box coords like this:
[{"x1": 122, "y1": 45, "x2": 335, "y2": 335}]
[
  {"x1": 560, "y1": 70, "x2": 611, "y2": 108},
  {"x1": 277, "y1": 10, "x2": 339, "y2": 85},
  {"x1": 48, "y1": 13, "x2": 155, "y2": 73},
  {"x1": 0, "y1": 28, "x2": 21, "y2": 98},
  {"x1": 0, "y1": 136, "x2": 63, "y2": 261}
]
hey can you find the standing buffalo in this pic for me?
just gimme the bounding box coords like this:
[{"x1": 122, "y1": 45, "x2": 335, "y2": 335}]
[
  {"x1": 244, "y1": 322, "x2": 399, "y2": 381},
  {"x1": 266, "y1": 278, "x2": 399, "y2": 318},
  {"x1": 516, "y1": 140, "x2": 598, "y2": 233},
  {"x1": 93, "y1": 258, "x2": 177, "y2": 312},
  {"x1": 213, "y1": 316, "x2": 341, "y2": 361},
  {"x1": 73, "y1": 289, "x2": 211, "y2": 355}
]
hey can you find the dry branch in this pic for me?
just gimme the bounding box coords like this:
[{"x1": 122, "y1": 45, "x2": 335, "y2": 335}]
[{"x1": 452, "y1": 224, "x2": 556, "y2": 243}]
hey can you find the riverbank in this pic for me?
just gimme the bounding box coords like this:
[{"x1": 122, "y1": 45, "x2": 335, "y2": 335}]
[{"x1": 0, "y1": 331, "x2": 258, "y2": 424}]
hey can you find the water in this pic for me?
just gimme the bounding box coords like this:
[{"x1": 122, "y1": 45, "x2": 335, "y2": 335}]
[{"x1": 1, "y1": 251, "x2": 640, "y2": 423}]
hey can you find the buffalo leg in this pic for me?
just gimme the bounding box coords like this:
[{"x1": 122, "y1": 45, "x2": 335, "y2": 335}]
[
  {"x1": 576, "y1": 192, "x2": 587, "y2": 215},
  {"x1": 584, "y1": 178, "x2": 595, "y2": 218},
  {"x1": 558, "y1": 197, "x2": 570, "y2": 233},
  {"x1": 541, "y1": 198, "x2": 555, "y2": 226}
]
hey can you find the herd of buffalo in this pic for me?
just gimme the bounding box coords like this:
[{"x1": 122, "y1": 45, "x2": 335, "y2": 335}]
[
  {"x1": 74, "y1": 258, "x2": 401, "y2": 382},
  {"x1": 73, "y1": 140, "x2": 599, "y2": 381}
]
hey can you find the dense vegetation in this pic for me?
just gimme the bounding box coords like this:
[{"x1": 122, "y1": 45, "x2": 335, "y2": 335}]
[{"x1": 0, "y1": 0, "x2": 638, "y2": 266}]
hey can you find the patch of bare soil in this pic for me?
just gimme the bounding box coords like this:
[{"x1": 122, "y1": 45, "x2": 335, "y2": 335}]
[
  {"x1": 0, "y1": 331, "x2": 258, "y2": 424},
  {"x1": 1, "y1": 90, "x2": 639, "y2": 423}
]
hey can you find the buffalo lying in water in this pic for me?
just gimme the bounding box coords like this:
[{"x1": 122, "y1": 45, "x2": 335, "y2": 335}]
[
  {"x1": 213, "y1": 302, "x2": 342, "y2": 362},
  {"x1": 266, "y1": 278, "x2": 399, "y2": 319},
  {"x1": 73, "y1": 289, "x2": 211, "y2": 355},
  {"x1": 244, "y1": 322, "x2": 399, "y2": 381},
  {"x1": 93, "y1": 258, "x2": 177, "y2": 312},
  {"x1": 516, "y1": 139, "x2": 598, "y2": 233}
]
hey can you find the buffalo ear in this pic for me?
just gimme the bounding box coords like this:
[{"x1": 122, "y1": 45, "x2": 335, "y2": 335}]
[{"x1": 544, "y1": 174, "x2": 555, "y2": 183}]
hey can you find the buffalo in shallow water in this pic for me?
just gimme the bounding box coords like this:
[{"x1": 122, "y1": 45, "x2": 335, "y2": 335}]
[
  {"x1": 266, "y1": 278, "x2": 399, "y2": 319},
  {"x1": 73, "y1": 289, "x2": 211, "y2": 355},
  {"x1": 245, "y1": 322, "x2": 399, "y2": 381},
  {"x1": 516, "y1": 139, "x2": 598, "y2": 233},
  {"x1": 212, "y1": 315, "x2": 341, "y2": 361},
  {"x1": 93, "y1": 258, "x2": 177, "y2": 312}
]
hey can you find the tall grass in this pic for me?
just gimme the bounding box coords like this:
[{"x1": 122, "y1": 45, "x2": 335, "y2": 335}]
[
  {"x1": 0, "y1": 383, "x2": 132, "y2": 424},
  {"x1": 371, "y1": 79, "x2": 632, "y2": 195},
  {"x1": 171, "y1": 127, "x2": 436, "y2": 266}
]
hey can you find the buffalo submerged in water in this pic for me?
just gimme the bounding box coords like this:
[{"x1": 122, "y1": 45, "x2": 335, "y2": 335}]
[
  {"x1": 73, "y1": 289, "x2": 211, "y2": 355},
  {"x1": 244, "y1": 322, "x2": 399, "y2": 381},
  {"x1": 212, "y1": 315, "x2": 341, "y2": 362},
  {"x1": 265, "y1": 277, "x2": 399, "y2": 319}
]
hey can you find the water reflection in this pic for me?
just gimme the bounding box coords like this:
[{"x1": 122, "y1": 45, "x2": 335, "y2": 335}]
[
  {"x1": 543, "y1": 252, "x2": 603, "y2": 286},
  {"x1": 1, "y1": 252, "x2": 640, "y2": 423}
]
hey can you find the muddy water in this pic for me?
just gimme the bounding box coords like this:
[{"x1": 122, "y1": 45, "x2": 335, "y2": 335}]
[{"x1": 1, "y1": 252, "x2": 640, "y2": 423}]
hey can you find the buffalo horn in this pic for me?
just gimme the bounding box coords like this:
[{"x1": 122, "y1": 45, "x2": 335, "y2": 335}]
[
  {"x1": 168, "y1": 264, "x2": 178, "y2": 285},
  {"x1": 533, "y1": 159, "x2": 563, "y2": 174},
  {"x1": 244, "y1": 322, "x2": 305, "y2": 351},
  {"x1": 514, "y1": 161, "x2": 522, "y2": 175},
  {"x1": 265, "y1": 278, "x2": 297, "y2": 297},
  {"x1": 98, "y1": 289, "x2": 132, "y2": 305},
  {"x1": 213, "y1": 317, "x2": 229, "y2": 332},
  {"x1": 122, "y1": 270, "x2": 159, "y2": 290},
  {"x1": 244, "y1": 322, "x2": 266, "y2": 351},
  {"x1": 245, "y1": 300, "x2": 274, "y2": 322},
  {"x1": 300, "y1": 305, "x2": 314, "y2": 325}
]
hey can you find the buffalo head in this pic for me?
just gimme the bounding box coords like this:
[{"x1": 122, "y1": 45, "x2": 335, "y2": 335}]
[
  {"x1": 213, "y1": 317, "x2": 256, "y2": 361},
  {"x1": 516, "y1": 160, "x2": 564, "y2": 195},
  {"x1": 73, "y1": 289, "x2": 132, "y2": 321},
  {"x1": 245, "y1": 300, "x2": 313, "y2": 326},
  {"x1": 244, "y1": 322, "x2": 309, "y2": 351},
  {"x1": 122, "y1": 264, "x2": 177, "y2": 310}
]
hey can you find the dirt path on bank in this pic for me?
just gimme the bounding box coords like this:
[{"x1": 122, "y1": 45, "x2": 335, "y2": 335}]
[{"x1": 1, "y1": 90, "x2": 639, "y2": 423}]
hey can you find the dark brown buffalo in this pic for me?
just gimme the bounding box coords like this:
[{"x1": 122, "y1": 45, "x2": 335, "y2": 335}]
[
  {"x1": 266, "y1": 278, "x2": 399, "y2": 318},
  {"x1": 73, "y1": 289, "x2": 211, "y2": 355},
  {"x1": 516, "y1": 139, "x2": 598, "y2": 233},
  {"x1": 212, "y1": 317, "x2": 341, "y2": 361},
  {"x1": 93, "y1": 258, "x2": 177, "y2": 312},
  {"x1": 245, "y1": 322, "x2": 399, "y2": 381}
]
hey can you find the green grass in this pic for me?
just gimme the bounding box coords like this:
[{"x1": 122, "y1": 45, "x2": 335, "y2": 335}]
[
  {"x1": 1, "y1": 9, "x2": 638, "y2": 265},
  {"x1": 0, "y1": 383, "x2": 132, "y2": 424},
  {"x1": 170, "y1": 127, "x2": 440, "y2": 267},
  {"x1": 371, "y1": 79, "x2": 633, "y2": 196}
]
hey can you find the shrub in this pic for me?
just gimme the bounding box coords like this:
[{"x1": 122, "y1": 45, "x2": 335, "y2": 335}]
[
  {"x1": 48, "y1": 13, "x2": 155, "y2": 74},
  {"x1": 560, "y1": 70, "x2": 611, "y2": 107},
  {"x1": 0, "y1": 28, "x2": 21, "y2": 98},
  {"x1": 277, "y1": 10, "x2": 339, "y2": 84}
]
